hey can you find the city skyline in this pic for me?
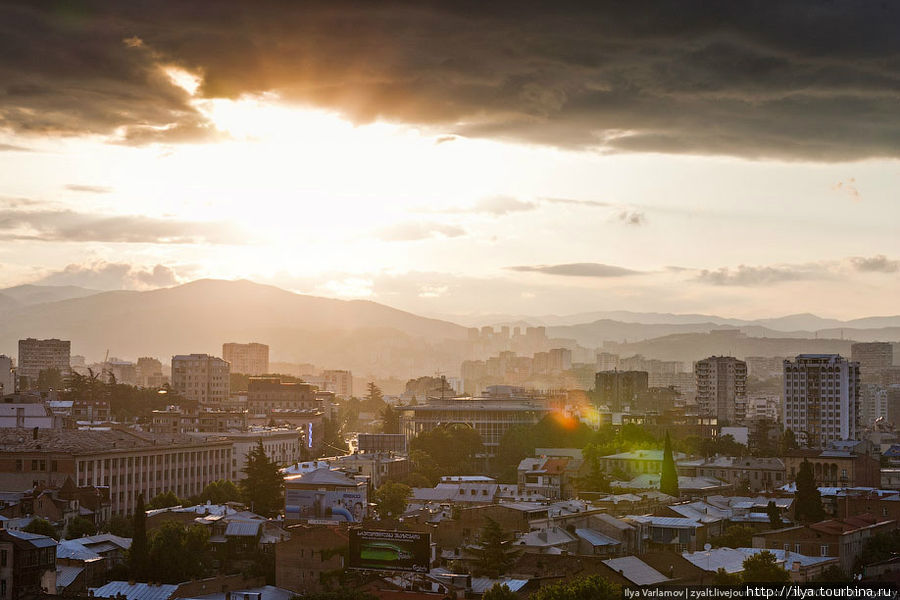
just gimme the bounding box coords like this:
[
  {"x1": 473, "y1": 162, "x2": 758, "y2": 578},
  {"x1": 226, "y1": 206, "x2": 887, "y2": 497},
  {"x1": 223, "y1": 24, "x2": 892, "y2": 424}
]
[{"x1": 0, "y1": 3, "x2": 898, "y2": 319}]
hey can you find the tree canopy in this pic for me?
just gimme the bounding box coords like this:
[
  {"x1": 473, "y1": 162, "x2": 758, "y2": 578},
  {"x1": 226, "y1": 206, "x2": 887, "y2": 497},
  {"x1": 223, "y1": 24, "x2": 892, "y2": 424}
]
[
  {"x1": 659, "y1": 431, "x2": 679, "y2": 498},
  {"x1": 129, "y1": 493, "x2": 149, "y2": 580},
  {"x1": 199, "y1": 479, "x2": 241, "y2": 504},
  {"x1": 410, "y1": 423, "x2": 483, "y2": 476},
  {"x1": 148, "y1": 490, "x2": 181, "y2": 510},
  {"x1": 146, "y1": 521, "x2": 212, "y2": 583},
  {"x1": 65, "y1": 516, "x2": 96, "y2": 539},
  {"x1": 529, "y1": 575, "x2": 620, "y2": 600},
  {"x1": 373, "y1": 482, "x2": 411, "y2": 518},
  {"x1": 469, "y1": 517, "x2": 520, "y2": 578},
  {"x1": 794, "y1": 459, "x2": 825, "y2": 523},
  {"x1": 24, "y1": 517, "x2": 58, "y2": 540},
  {"x1": 483, "y1": 584, "x2": 519, "y2": 600},
  {"x1": 240, "y1": 439, "x2": 284, "y2": 517},
  {"x1": 741, "y1": 551, "x2": 790, "y2": 583}
]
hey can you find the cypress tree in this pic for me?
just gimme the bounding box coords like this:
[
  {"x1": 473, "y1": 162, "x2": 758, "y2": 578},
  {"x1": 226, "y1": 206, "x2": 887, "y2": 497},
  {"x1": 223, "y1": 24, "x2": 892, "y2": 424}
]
[
  {"x1": 660, "y1": 431, "x2": 680, "y2": 497},
  {"x1": 129, "y1": 493, "x2": 149, "y2": 580},
  {"x1": 794, "y1": 459, "x2": 825, "y2": 523}
]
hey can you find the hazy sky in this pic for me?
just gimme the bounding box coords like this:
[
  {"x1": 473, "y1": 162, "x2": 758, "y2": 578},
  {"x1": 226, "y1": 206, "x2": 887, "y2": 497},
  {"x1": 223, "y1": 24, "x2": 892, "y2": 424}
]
[{"x1": 0, "y1": 2, "x2": 898, "y2": 320}]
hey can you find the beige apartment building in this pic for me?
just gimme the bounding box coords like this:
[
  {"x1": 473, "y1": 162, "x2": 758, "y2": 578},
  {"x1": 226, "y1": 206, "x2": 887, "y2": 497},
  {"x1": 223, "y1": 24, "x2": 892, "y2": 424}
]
[
  {"x1": 694, "y1": 356, "x2": 747, "y2": 424},
  {"x1": 0, "y1": 429, "x2": 233, "y2": 516},
  {"x1": 222, "y1": 342, "x2": 269, "y2": 376},
  {"x1": 17, "y1": 339, "x2": 70, "y2": 388},
  {"x1": 171, "y1": 354, "x2": 230, "y2": 406},
  {"x1": 247, "y1": 377, "x2": 318, "y2": 412}
]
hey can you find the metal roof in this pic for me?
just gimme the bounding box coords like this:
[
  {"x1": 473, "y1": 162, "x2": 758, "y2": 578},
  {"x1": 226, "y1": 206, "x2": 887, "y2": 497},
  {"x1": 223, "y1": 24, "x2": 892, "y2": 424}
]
[
  {"x1": 602, "y1": 556, "x2": 671, "y2": 585},
  {"x1": 91, "y1": 582, "x2": 178, "y2": 600},
  {"x1": 184, "y1": 586, "x2": 295, "y2": 600},
  {"x1": 7, "y1": 529, "x2": 57, "y2": 548},
  {"x1": 56, "y1": 565, "x2": 84, "y2": 590},
  {"x1": 626, "y1": 515, "x2": 699, "y2": 528},
  {"x1": 575, "y1": 528, "x2": 621, "y2": 547},
  {"x1": 225, "y1": 521, "x2": 262, "y2": 537}
]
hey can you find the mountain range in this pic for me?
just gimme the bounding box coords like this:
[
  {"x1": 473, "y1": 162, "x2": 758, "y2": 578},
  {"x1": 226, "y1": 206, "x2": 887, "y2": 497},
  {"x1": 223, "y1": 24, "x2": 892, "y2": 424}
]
[{"x1": 0, "y1": 279, "x2": 897, "y2": 375}]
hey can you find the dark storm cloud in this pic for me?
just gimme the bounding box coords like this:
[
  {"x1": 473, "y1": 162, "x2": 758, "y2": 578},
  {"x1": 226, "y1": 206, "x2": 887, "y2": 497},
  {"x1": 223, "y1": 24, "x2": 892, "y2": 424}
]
[
  {"x1": 508, "y1": 263, "x2": 642, "y2": 278},
  {"x1": 2, "y1": 2, "x2": 900, "y2": 159},
  {"x1": 0, "y1": 205, "x2": 245, "y2": 244}
]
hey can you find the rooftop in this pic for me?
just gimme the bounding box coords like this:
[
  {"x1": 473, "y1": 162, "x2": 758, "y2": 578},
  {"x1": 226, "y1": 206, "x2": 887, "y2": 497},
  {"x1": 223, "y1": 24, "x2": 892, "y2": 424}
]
[
  {"x1": 0, "y1": 428, "x2": 229, "y2": 453},
  {"x1": 602, "y1": 556, "x2": 671, "y2": 586}
]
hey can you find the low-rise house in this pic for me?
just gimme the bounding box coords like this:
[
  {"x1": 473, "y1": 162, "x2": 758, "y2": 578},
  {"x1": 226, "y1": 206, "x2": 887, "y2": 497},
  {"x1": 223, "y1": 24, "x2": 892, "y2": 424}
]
[
  {"x1": 784, "y1": 449, "x2": 880, "y2": 488},
  {"x1": 597, "y1": 450, "x2": 691, "y2": 479},
  {"x1": 589, "y1": 513, "x2": 643, "y2": 555},
  {"x1": 56, "y1": 533, "x2": 131, "y2": 591},
  {"x1": 275, "y1": 524, "x2": 349, "y2": 594},
  {"x1": 682, "y1": 547, "x2": 837, "y2": 582},
  {"x1": 612, "y1": 474, "x2": 730, "y2": 496},
  {"x1": 0, "y1": 529, "x2": 57, "y2": 599},
  {"x1": 517, "y1": 455, "x2": 581, "y2": 500},
  {"x1": 657, "y1": 501, "x2": 727, "y2": 537},
  {"x1": 514, "y1": 526, "x2": 578, "y2": 554},
  {"x1": 697, "y1": 457, "x2": 785, "y2": 492},
  {"x1": 573, "y1": 527, "x2": 622, "y2": 556},
  {"x1": 624, "y1": 515, "x2": 709, "y2": 552},
  {"x1": 601, "y1": 555, "x2": 673, "y2": 587},
  {"x1": 752, "y1": 513, "x2": 896, "y2": 574}
]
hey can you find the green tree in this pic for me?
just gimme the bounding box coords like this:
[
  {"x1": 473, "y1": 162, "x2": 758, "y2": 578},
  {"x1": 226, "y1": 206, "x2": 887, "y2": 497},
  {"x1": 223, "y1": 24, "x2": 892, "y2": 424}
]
[
  {"x1": 410, "y1": 423, "x2": 483, "y2": 475},
  {"x1": 129, "y1": 494, "x2": 149, "y2": 580},
  {"x1": 148, "y1": 490, "x2": 181, "y2": 510},
  {"x1": 781, "y1": 429, "x2": 798, "y2": 454},
  {"x1": 794, "y1": 459, "x2": 825, "y2": 523},
  {"x1": 105, "y1": 515, "x2": 133, "y2": 538},
  {"x1": 199, "y1": 479, "x2": 241, "y2": 504},
  {"x1": 529, "y1": 575, "x2": 620, "y2": 600},
  {"x1": 36, "y1": 368, "x2": 64, "y2": 390},
  {"x1": 147, "y1": 521, "x2": 211, "y2": 583},
  {"x1": 366, "y1": 382, "x2": 384, "y2": 404},
  {"x1": 713, "y1": 568, "x2": 743, "y2": 584},
  {"x1": 24, "y1": 517, "x2": 58, "y2": 539},
  {"x1": 379, "y1": 403, "x2": 400, "y2": 434},
  {"x1": 470, "y1": 517, "x2": 520, "y2": 578},
  {"x1": 65, "y1": 516, "x2": 96, "y2": 539},
  {"x1": 240, "y1": 439, "x2": 284, "y2": 517},
  {"x1": 741, "y1": 551, "x2": 790, "y2": 583},
  {"x1": 710, "y1": 525, "x2": 755, "y2": 548},
  {"x1": 854, "y1": 530, "x2": 900, "y2": 573},
  {"x1": 659, "y1": 431, "x2": 679, "y2": 497},
  {"x1": 402, "y1": 471, "x2": 432, "y2": 489},
  {"x1": 374, "y1": 482, "x2": 411, "y2": 518},
  {"x1": 767, "y1": 500, "x2": 781, "y2": 529},
  {"x1": 576, "y1": 443, "x2": 611, "y2": 493},
  {"x1": 483, "y1": 583, "x2": 519, "y2": 600}
]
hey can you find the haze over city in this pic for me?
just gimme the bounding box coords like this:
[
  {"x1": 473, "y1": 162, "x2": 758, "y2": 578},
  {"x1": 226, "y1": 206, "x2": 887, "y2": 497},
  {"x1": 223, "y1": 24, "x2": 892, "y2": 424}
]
[
  {"x1": 1, "y1": 3, "x2": 900, "y2": 598},
  {"x1": 1, "y1": 2, "x2": 898, "y2": 320}
]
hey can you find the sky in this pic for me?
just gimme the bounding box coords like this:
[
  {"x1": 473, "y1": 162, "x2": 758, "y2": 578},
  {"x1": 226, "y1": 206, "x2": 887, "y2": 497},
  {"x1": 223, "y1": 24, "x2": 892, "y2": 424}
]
[{"x1": 0, "y1": 1, "x2": 898, "y2": 320}]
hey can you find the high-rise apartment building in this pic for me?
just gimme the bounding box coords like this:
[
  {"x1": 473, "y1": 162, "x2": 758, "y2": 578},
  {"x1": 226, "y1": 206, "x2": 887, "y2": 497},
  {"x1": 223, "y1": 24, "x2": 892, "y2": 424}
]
[
  {"x1": 851, "y1": 342, "x2": 893, "y2": 382},
  {"x1": 136, "y1": 356, "x2": 165, "y2": 388},
  {"x1": 0, "y1": 355, "x2": 14, "y2": 394},
  {"x1": 321, "y1": 369, "x2": 352, "y2": 399},
  {"x1": 694, "y1": 356, "x2": 747, "y2": 423},
  {"x1": 222, "y1": 342, "x2": 269, "y2": 376},
  {"x1": 17, "y1": 338, "x2": 70, "y2": 388},
  {"x1": 593, "y1": 371, "x2": 649, "y2": 411},
  {"x1": 171, "y1": 354, "x2": 230, "y2": 406},
  {"x1": 783, "y1": 354, "x2": 860, "y2": 448}
]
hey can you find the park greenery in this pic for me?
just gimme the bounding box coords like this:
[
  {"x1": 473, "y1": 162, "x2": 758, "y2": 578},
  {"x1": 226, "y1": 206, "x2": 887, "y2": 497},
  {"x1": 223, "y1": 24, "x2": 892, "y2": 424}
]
[{"x1": 469, "y1": 517, "x2": 520, "y2": 578}]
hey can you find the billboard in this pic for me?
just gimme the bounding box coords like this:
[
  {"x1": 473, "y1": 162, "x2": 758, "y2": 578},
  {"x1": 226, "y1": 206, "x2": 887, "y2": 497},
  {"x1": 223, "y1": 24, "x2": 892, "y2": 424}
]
[
  {"x1": 285, "y1": 488, "x2": 367, "y2": 522},
  {"x1": 349, "y1": 529, "x2": 431, "y2": 573}
]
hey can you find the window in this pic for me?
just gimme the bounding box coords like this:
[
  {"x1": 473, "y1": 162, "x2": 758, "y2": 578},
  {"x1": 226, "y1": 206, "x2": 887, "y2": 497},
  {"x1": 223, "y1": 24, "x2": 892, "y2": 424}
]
[
  {"x1": 821, "y1": 545, "x2": 828, "y2": 557},
  {"x1": 0, "y1": 550, "x2": 6, "y2": 567},
  {"x1": 795, "y1": 544, "x2": 801, "y2": 553}
]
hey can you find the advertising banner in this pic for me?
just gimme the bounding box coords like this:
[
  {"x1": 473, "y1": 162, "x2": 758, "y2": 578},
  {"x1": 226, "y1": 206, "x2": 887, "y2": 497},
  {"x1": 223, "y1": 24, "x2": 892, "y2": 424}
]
[{"x1": 348, "y1": 529, "x2": 431, "y2": 573}]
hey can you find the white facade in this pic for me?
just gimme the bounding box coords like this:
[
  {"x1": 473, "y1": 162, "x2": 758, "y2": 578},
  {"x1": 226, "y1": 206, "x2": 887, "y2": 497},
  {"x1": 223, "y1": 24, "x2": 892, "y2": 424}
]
[
  {"x1": 860, "y1": 384, "x2": 888, "y2": 427},
  {"x1": 171, "y1": 354, "x2": 230, "y2": 406},
  {"x1": 190, "y1": 429, "x2": 303, "y2": 480},
  {"x1": 783, "y1": 354, "x2": 860, "y2": 448},
  {"x1": 222, "y1": 342, "x2": 269, "y2": 375}
]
